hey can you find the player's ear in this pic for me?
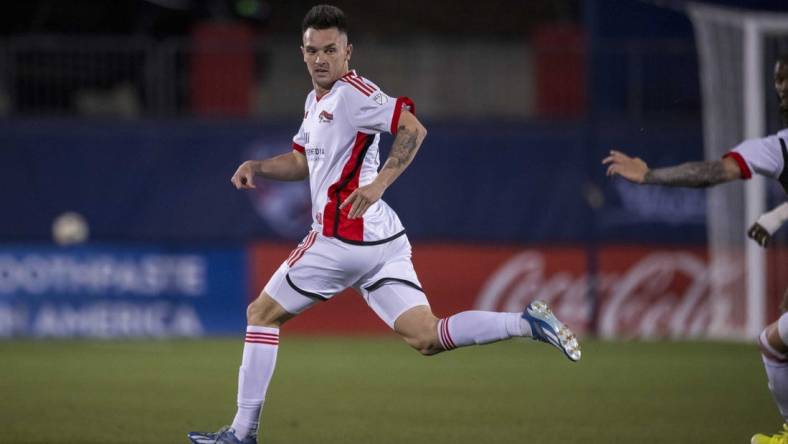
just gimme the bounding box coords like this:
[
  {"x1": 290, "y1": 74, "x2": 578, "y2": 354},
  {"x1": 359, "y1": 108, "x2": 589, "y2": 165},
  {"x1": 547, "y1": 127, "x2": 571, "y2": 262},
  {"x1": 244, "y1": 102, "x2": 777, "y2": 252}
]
[{"x1": 346, "y1": 43, "x2": 352, "y2": 62}]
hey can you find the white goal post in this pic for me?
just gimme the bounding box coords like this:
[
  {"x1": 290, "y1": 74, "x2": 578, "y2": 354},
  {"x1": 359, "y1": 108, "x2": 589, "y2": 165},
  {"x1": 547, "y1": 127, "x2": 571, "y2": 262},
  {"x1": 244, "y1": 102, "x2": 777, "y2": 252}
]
[{"x1": 689, "y1": 3, "x2": 788, "y2": 339}]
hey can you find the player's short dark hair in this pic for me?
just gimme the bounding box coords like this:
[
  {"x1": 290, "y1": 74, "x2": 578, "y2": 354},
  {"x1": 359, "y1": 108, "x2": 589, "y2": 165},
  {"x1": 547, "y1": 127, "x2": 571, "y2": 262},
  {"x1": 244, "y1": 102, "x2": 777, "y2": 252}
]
[
  {"x1": 302, "y1": 4, "x2": 348, "y2": 35},
  {"x1": 778, "y1": 54, "x2": 788, "y2": 65}
]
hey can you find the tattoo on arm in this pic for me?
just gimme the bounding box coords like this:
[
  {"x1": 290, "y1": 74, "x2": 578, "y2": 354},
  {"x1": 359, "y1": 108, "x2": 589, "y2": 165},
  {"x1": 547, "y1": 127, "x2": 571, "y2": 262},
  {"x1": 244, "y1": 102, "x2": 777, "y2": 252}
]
[
  {"x1": 644, "y1": 160, "x2": 730, "y2": 188},
  {"x1": 381, "y1": 125, "x2": 420, "y2": 173}
]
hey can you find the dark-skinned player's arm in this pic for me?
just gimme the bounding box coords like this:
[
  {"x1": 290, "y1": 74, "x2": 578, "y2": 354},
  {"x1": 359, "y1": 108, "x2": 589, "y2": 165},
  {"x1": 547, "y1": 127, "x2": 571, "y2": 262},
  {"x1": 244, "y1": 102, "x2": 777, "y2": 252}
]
[
  {"x1": 341, "y1": 109, "x2": 427, "y2": 219},
  {"x1": 231, "y1": 151, "x2": 309, "y2": 189},
  {"x1": 602, "y1": 149, "x2": 742, "y2": 187}
]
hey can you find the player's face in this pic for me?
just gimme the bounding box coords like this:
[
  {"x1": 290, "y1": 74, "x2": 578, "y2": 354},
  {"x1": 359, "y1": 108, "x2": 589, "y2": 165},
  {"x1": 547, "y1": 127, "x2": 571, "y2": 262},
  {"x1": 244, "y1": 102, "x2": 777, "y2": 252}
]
[
  {"x1": 775, "y1": 61, "x2": 788, "y2": 118},
  {"x1": 301, "y1": 27, "x2": 352, "y2": 91}
]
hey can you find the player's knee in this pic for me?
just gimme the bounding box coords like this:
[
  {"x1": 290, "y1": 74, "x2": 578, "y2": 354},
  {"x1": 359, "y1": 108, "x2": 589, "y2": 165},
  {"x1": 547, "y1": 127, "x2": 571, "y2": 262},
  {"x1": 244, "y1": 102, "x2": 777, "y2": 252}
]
[
  {"x1": 246, "y1": 293, "x2": 292, "y2": 327},
  {"x1": 403, "y1": 335, "x2": 440, "y2": 356},
  {"x1": 393, "y1": 306, "x2": 441, "y2": 355},
  {"x1": 246, "y1": 299, "x2": 270, "y2": 326},
  {"x1": 404, "y1": 321, "x2": 442, "y2": 356}
]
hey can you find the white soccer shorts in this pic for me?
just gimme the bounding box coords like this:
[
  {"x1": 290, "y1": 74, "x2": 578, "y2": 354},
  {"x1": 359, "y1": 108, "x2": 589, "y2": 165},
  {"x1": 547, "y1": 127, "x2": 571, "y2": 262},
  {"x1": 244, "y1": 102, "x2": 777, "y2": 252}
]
[{"x1": 263, "y1": 231, "x2": 429, "y2": 328}]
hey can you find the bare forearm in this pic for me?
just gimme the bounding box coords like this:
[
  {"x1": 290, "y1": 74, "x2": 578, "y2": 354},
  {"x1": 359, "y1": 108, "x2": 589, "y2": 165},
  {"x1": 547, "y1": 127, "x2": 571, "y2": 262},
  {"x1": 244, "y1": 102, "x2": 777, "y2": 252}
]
[
  {"x1": 255, "y1": 152, "x2": 308, "y2": 181},
  {"x1": 375, "y1": 125, "x2": 425, "y2": 188},
  {"x1": 644, "y1": 160, "x2": 734, "y2": 188}
]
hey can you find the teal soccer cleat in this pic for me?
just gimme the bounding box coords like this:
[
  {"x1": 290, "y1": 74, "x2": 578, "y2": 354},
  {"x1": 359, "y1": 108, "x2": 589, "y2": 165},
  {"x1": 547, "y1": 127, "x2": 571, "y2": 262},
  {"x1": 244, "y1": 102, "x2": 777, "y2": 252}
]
[
  {"x1": 522, "y1": 300, "x2": 581, "y2": 362},
  {"x1": 187, "y1": 426, "x2": 257, "y2": 444}
]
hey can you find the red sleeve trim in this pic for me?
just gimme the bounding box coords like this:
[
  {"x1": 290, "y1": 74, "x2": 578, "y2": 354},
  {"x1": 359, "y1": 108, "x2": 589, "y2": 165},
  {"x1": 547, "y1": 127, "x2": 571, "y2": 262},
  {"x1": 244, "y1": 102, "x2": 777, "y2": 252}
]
[
  {"x1": 390, "y1": 97, "x2": 416, "y2": 135},
  {"x1": 723, "y1": 151, "x2": 752, "y2": 179},
  {"x1": 292, "y1": 142, "x2": 305, "y2": 154}
]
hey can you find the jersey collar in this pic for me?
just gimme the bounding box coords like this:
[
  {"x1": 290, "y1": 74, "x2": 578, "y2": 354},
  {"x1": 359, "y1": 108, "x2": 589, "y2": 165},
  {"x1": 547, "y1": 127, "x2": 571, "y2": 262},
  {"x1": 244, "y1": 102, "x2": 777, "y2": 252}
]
[{"x1": 315, "y1": 70, "x2": 356, "y2": 101}]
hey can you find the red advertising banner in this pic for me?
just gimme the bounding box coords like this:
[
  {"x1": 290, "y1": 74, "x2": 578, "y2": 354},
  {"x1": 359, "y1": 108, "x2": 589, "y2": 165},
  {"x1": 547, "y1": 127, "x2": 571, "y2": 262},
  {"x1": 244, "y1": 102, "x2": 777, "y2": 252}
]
[{"x1": 248, "y1": 241, "x2": 787, "y2": 339}]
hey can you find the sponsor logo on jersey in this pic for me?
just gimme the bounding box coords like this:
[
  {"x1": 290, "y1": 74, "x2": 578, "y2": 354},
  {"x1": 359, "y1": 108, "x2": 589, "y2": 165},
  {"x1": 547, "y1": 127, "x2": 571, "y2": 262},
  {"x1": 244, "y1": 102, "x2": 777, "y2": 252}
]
[
  {"x1": 318, "y1": 110, "x2": 334, "y2": 123},
  {"x1": 305, "y1": 146, "x2": 326, "y2": 159}
]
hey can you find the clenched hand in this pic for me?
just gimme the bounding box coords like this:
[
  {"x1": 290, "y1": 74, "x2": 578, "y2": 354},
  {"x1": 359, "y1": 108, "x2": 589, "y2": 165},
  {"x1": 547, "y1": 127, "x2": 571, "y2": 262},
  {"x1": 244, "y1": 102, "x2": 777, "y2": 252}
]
[{"x1": 231, "y1": 161, "x2": 258, "y2": 189}]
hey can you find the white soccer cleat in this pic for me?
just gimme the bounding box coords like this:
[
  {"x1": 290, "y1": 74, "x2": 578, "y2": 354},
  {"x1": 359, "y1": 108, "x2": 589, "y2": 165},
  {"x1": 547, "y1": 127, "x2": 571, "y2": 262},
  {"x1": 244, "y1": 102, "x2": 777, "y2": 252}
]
[{"x1": 521, "y1": 300, "x2": 581, "y2": 362}]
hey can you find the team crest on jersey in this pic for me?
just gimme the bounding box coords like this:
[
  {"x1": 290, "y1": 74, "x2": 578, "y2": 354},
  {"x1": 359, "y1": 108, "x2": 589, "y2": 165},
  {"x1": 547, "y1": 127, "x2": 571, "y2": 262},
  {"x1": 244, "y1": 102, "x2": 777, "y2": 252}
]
[{"x1": 318, "y1": 110, "x2": 334, "y2": 123}]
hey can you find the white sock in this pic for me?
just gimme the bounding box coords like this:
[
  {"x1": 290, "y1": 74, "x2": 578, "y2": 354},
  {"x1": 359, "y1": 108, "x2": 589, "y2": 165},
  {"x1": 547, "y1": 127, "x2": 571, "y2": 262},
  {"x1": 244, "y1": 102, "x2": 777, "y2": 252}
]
[
  {"x1": 762, "y1": 356, "x2": 788, "y2": 423},
  {"x1": 231, "y1": 326, "x2": 279, "y2": 440},
  {"x1": 758, "y1": 313, "x2": 788, "y2": 423},
  {"x1": 436, "y1": 311, "x2": 532, "y2": 351},
  {"x1": 778, "y1": 312, "x2": 788, "y2": 346}
]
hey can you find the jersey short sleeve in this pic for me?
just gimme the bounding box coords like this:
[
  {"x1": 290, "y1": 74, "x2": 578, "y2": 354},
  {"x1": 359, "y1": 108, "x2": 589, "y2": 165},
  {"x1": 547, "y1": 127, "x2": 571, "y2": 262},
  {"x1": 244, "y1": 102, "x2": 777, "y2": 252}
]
[
  {"x1": 292, "y1": 119, "x2": 307, "y2": 154},
  {"x1": 292, "y1": 94, "x2": 314, "y2": 154},
  {"x1": 343, "y1": 87, "x2": 415, "y2": 136},
  {"x1": 725, "y1": 134, "x2": 787, "y2": 180}
]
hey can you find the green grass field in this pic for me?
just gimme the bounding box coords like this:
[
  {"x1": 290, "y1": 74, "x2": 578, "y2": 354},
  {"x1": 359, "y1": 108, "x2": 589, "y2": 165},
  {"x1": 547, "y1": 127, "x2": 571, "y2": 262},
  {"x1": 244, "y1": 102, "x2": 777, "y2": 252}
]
[{"x1": 0, "y1": 337, "x2": 780, "y2": 444}]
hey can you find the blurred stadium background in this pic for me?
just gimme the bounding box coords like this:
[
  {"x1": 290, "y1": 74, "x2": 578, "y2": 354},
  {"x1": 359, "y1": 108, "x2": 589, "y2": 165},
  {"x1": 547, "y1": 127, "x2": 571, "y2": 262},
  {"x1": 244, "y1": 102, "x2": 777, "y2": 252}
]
[{"x1": 2, "y1": 0, "x2": 788, "y2": 442}]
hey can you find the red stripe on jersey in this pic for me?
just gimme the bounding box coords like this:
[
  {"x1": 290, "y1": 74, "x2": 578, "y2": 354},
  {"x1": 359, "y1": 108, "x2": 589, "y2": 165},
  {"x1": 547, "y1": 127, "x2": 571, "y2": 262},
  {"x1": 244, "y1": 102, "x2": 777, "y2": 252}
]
[
  {"x1": 341, "y1": 76, "x2": 374, "y2": 96},
  {"x1": 723, "y1": 152, "x2": 752, "y2": 179},
  {"x1": 390, "y1": 96, "x2": 416, "y2": 135},
  {"x1": 340, "y1": 78, "x2": 369, "y2": 96},
  {"x1": 322, "y1": 132, "x2": 370, "y2": 242},
  {"x1": 292, "y1": 142, "x2": 305, "y2": 153},
  {"x1": 350, "y1": 76, "x2": 375, "y2": 95}
]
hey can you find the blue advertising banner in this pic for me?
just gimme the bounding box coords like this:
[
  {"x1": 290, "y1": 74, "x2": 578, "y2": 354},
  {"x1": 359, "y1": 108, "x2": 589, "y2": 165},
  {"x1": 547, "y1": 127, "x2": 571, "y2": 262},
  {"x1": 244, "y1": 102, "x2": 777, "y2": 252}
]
[
  {"x1": 0, "y1": 119, "x2": 707, "y2": 245},
  {"x1": 0, "y1": 244, "x2": 247, "y2": 338}
]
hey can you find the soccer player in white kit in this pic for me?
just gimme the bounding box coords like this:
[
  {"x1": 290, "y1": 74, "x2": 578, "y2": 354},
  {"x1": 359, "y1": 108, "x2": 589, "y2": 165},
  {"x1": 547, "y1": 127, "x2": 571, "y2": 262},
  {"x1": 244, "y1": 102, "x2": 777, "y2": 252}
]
[
  {"x1": 187, "y1": 5, "x2": 581, "y2": 444},
  {"x1": 603, "y1": 55, "x2": 788, "y2": 444}
]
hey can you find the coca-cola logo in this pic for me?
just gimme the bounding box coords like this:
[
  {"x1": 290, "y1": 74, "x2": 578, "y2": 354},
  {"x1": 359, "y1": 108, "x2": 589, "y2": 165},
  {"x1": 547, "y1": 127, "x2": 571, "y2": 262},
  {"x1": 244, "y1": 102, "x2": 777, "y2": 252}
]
[
  {"x1": 475, "y1": 251, "x2": 591, "y2": 332},
  {"x1": 474, "y1": 249, "x2": 746, "y2": 339}
]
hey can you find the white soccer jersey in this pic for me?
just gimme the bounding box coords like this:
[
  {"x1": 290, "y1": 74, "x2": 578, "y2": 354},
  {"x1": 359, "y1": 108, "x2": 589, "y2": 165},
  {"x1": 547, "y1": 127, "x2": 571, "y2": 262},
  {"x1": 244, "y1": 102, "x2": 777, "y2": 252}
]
[
  {"x1": 291, "y1": 70, "x2": 415, "y2": 244},
  {"x1": 726, "y1": 128, "x2": 788, "y2": 193}
]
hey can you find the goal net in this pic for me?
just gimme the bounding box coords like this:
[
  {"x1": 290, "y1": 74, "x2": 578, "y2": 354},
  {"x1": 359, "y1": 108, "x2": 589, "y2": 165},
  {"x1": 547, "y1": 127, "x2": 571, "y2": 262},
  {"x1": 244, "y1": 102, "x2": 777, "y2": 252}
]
[{"x1": 688, "y1": 2, "x2": 788, "y2": 339}]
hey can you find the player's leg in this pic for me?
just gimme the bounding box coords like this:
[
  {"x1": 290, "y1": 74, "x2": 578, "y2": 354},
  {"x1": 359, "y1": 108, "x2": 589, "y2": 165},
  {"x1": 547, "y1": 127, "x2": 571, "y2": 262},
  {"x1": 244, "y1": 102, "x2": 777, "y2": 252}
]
[
  {"x1": 358, "y1": 236, "x2": 580, "y2": 360},
  {"x1": 760, "y1": 319, "x2": 788, "y2": 419},
  {"x1": 189, "y1": 232, "x2": 337, "y2": 444},
  {"x1": 188, "y1": 291, "x2": 296, "y2": 444},
  {"x1": 753, "y1": 288, "x2": 788, "y2": 444},
  {"x1": 385, "y1": 291, "x2": 580, "y2": 361},
  {"x1": 229, "y1": 292, "x2": 293, "y2": 442},
  {"x1": 388, "y1": 301, "x2": 529, "y2": 356}
]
